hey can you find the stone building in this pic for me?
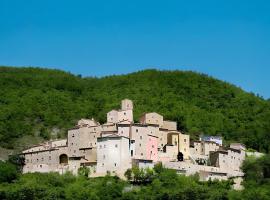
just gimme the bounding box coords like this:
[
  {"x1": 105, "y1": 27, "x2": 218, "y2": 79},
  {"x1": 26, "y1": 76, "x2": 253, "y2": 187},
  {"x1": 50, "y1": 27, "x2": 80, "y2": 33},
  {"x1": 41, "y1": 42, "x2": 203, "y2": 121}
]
[{"x1": 22, "y1": 99, "x2": 246, "y2": 184}]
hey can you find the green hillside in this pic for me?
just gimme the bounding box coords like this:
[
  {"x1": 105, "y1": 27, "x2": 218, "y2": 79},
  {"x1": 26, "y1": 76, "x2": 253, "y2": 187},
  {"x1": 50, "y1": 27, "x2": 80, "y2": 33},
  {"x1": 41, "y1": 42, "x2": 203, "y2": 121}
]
[{"x1": 0, "y1": 66, "x2": 269, "y2": 152}]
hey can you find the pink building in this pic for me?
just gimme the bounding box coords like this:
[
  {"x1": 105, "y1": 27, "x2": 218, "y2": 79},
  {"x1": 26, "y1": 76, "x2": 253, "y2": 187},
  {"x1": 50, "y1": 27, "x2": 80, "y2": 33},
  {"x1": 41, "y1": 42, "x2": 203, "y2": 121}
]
[{"x1": 146, "y1": 135, "x2": 158, "y2": 162}]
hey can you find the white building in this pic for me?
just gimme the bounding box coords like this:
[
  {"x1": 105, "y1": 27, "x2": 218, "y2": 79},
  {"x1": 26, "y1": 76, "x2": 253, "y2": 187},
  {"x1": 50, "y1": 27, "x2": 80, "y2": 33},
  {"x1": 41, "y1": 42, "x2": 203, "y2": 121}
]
[{"x1": 96, "y1": 135, "x2": 131, "y2": 176}]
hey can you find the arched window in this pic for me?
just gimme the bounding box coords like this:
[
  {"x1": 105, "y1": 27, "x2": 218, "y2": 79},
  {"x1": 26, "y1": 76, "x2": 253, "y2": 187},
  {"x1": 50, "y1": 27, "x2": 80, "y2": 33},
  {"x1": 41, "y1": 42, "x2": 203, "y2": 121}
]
[{"x1": 59, "y1": 154, "x2": 68, "y2": 165}]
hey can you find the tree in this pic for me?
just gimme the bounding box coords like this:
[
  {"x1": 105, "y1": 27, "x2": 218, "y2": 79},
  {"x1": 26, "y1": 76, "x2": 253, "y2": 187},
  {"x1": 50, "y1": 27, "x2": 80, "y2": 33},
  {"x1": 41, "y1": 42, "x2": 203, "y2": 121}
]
[
  {"x1": 78, "y1": 166, "x2": 90, "y2": 177},
  {"x1": 0, "y1": 161, "x2": 18, "y2": 183},
  {"x1": 124, "y1": 168, "x2": 132, "y2": 181}
]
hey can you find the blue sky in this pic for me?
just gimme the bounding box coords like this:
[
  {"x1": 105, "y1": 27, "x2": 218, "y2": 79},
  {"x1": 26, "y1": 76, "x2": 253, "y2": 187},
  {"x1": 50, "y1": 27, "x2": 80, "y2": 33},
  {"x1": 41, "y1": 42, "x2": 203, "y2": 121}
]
[{"x1": 0, "y1": 0, "x2": 269, "y2": 98}]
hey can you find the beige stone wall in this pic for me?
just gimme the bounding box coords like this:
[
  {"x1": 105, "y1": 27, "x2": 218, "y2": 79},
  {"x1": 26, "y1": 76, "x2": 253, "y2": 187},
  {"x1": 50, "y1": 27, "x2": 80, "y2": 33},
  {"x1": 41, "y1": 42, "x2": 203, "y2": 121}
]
[
  {"x1": 23, "y1": 146, "x2": 69, "y2": 174},
  {"x1": 161, "y1": 121, "x2": 177, "y2": 131},
  {"x1": 158, "y1": 130, "x2": 168, "y2": 150},
  {"x1": 179, "y1": 134, "x2": 190, "y2": 159},
  {"x1": 140, "y1": 112, "x2": 164, "y2": 126},
  {"x1": 80, "y1": 148, "x2": 97, "y2": 162},
  {"x1": 121, "y1": 99, "x2": 133, "y2": 110},
  {"x1": 96, "y1": 137, "x2": 131, "y2": 174},
  {"x1": 78, "y1": 126, "x2": 100, "y2": 148},
  {"x1": 118, "y1": 125, "x2": 130, "y2": 138},
  {"x1": 131, "y1": 125, "x2": 147, "y2": 159},
  {"x1": 67, "y1": 128, "x2": 81, "y2": 157},
  {"x1": 107, "y1": 110, "x2": 118, "y2": 123},
  {"x1": 202, "y1": 142, "x2": 220, "y2": 156},
  {"x1": 118, "y1": 110, "x2": 133, "y2": 122}
]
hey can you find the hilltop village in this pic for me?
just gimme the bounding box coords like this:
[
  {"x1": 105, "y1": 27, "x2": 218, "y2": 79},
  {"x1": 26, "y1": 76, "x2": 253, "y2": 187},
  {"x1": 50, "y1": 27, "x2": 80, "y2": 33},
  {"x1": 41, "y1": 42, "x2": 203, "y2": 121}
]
[{"x1": 22, "y1": 99, "x2": 245, "y2": 188}]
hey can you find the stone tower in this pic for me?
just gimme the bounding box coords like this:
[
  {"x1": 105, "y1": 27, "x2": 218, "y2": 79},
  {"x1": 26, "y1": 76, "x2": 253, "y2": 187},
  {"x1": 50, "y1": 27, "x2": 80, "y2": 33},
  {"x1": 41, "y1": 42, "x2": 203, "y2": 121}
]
[{"x1": 121, "y1": 99, "x2": 133, "y2": 111}]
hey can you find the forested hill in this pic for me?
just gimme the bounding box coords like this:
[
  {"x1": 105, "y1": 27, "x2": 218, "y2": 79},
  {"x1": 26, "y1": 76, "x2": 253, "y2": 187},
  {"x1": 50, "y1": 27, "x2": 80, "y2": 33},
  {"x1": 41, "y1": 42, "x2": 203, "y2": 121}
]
[{"x1": 0, "y1": 66, "x2": 270, "y2": 153}]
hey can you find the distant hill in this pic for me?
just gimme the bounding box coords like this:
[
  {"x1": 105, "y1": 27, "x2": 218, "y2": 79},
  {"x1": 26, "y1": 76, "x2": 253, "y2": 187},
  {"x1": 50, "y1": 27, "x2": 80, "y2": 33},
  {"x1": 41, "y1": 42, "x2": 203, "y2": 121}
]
[{"x1": 0, "y1": 66, "x2": 269, "y2": 153}]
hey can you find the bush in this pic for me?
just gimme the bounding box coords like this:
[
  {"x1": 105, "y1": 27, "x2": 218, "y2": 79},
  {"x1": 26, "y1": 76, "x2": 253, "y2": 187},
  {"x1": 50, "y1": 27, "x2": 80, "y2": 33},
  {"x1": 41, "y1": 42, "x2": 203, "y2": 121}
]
[{"x1": 0, "y1": 161, "x2": 18, "y2": 183}]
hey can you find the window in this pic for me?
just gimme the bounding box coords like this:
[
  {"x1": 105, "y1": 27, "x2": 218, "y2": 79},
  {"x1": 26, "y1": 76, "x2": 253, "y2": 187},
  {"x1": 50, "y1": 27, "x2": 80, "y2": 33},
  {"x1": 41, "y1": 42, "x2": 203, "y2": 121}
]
[
  {"x1": 131, "y1": 150, "x2": 133, "y2": 156},
  {"x1": 184, "y1": 139, "x2": 186, "y2": 142},
  {"x1": 136, "y1": 129, "x2": 138, "y2": 133},
  {"x1": 72, "y1": 134, "x2": 74, "y2": 137},
  {"x1": 124, "y1": 112, "x2": 126, "y2": 115},
  {"x1": 114, "y1": 163, "x2": 117, "y2": 167},
  {"x1": 141, "y1": 153, "x2": 143, "y2": 156},
  {"x1": 102, "y1": 163, "x2": 104, "y2": 166},
  {"x1": 115, "y1": 144, "x2": 118, "y2": 148},
  {"x1": 71, "y1": 143, "x2": 74, "y2": 146},
  {"x1": 40, "y1": 165, "x2": 42, "y2": 168},
  {"x1": 103, "y1": 155, "x2": 105, "y2": 159},
  {"x1": 74, "y1": 150, "x2": 76, "y2": 153},
  {"x1": 139, "y1": 143, "x2": 141, "y2": 147},
  {"x1": 152, "y1": 145, "x2": 154, "y2": 148},
  {"x1": 49, "y1": 156, "x2": 51, "y2": 160},
  {"x1": 100, "y1": 145, "x2": 102, "y2": 149},
  {"x1": 140, "y1": 136, "x2": 142, "y2": 140}
]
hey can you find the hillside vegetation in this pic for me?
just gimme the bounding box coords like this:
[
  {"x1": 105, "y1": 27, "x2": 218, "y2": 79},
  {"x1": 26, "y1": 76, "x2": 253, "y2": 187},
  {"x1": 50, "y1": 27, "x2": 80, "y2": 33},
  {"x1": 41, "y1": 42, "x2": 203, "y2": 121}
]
[
  {"x1": 0, "y1": 66, "x2": 269, "y2": 152},
  {"x1": 1, "y1": 155, "x2": 270, "y2": 199}
]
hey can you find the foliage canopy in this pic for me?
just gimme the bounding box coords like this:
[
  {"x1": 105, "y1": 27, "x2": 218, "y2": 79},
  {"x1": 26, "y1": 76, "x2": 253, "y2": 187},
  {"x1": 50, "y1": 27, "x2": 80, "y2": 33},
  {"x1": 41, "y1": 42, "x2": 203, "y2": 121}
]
[{"x1": 0, "y1": 66, "x2": 269, "y2": 153}]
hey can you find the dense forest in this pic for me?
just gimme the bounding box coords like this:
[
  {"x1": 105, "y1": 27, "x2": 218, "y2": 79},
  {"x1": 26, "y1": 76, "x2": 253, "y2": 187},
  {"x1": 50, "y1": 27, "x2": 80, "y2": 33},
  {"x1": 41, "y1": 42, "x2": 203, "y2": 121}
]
[
  {"x1": 0, "y1": 154, "x2": 270, "y2": 199},
  {"x1": 0, "y1": 66, "x2": 270, "y2": 153}
]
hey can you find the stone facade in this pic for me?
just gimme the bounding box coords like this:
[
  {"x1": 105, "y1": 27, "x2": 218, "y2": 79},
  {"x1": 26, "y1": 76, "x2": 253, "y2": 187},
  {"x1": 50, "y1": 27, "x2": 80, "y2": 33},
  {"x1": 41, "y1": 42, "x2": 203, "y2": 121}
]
[{"x1": 22, "y1": 99, "x2": 246, "y2": 185}]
